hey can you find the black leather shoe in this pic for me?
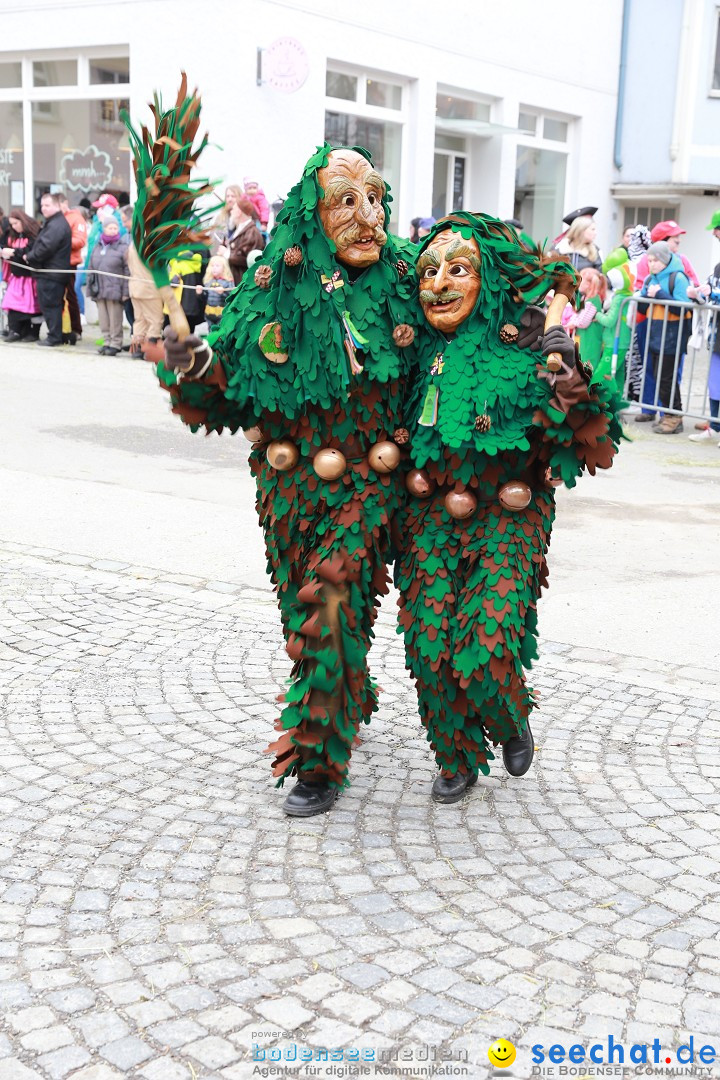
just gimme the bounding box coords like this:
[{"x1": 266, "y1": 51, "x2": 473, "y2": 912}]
[
  {"x1": 282, "y1": 780, "x2": 337, "y2": 817},
  {"x1": 431, "y1": 771, "x2": 478, "y2": 804},
  {"x1": 502, "y1": 720, "x2": 534, "y2": 777}
]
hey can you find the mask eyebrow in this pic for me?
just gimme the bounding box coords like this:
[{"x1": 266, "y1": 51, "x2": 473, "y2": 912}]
[
  {"x1": 417, "y1": 248, "x2": 441, "y2": 273},
  {"x1": 446, "y1": 237, "x2": 482, "y2": 273},
  {"x1": 322, "y1": 177, "x2": 356, "y2": 204},
  {"x1": 365, "y1": 169, "x2": 386, "y2": 196}
]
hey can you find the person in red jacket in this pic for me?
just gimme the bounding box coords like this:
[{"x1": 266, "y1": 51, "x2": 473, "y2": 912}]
[{"x1": 59, "y1": 194, "x2": 88, "y2": 344}]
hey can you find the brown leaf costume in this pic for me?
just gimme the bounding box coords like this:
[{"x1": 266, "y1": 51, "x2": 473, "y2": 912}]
[
  {"x1": 395, "y1": 213, "x2": 623, "y2": 779},
  {"x1": 157, "y1": 145, "x2": 422, "y2": 789}
]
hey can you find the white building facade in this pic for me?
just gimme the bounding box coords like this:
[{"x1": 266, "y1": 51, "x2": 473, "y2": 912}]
[{"x1": 1, "y1": 0, "x2": 624, "y2": 250}]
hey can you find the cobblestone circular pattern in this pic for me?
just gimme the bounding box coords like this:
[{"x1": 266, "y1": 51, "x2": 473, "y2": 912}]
[{"x1": 0, "y1": 554, "x2": 719, "y2": 1080}]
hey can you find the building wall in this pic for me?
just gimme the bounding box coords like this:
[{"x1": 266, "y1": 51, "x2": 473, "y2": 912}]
[
  {"x1": 1, "y1": 0, "x2": 623, "y2": 250},
  {"x1": 618, "y1": 0, "x2": 683, "y2": 182}
]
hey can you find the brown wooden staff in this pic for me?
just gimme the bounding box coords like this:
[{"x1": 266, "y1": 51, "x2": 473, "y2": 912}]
[{"x1": 544, "y1": 274, "x2": 576, "y2": 371}]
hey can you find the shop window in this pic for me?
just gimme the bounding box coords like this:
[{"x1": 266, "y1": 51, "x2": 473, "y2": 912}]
[
  {"x1": 33, "y1": 98, "x2": 130, "y2": 204},
  {"x1": 0, "y1": 102, "x2": 25, "y2": 209},
  {"x1": 366, "y1": 79, "x2": 401, "y2": 110},
  {"x1": 326, "y1": 65, "x2": 404, "y2": 111},
  {"x1": 33, "y1": 59, "x2": 77, "y2": 87},
  {"x1": 326, "y1": 70, "x2": 357, "y2": 101},
  {"x1": 0, "y1": 63, "x2": 22, "y2": 89},
  {"x1": 518, "y1": 111, "x2": 537, "y2": 134},
  {"x1": 543, "y1": 117, "x2": 568, "y2": 142},
  {"x1": 514, "y1": 145, "x2": 567, "y2": 244},
  {"x1": 436, "y1": 93, "x2": 490, "y2": 123},
  {"x1": 90, "y1": 57, "x2": 129, "y2": 85}
]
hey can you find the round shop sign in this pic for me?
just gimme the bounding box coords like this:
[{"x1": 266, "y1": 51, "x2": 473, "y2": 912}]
[
  {"x1": 263, "y1": 37, "x2": 309, "y2": 93},
  {"x1": 59, "y1": 144, "x2": 113, "y2": 193}
]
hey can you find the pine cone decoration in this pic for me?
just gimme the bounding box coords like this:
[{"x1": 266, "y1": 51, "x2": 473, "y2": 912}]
[
  {"x1": 283, "y1": 245, "x2": 303, "y2": 267},
  {"x1": 254, "y1": 265, "x2": 272, "y2": 289},
  {"x1": 499, "y1": 323, "x2": 519, "y2": 344},
  {"x1": 395, "y1": 258, "x2": 409, "y2": 278},
  {"x1": 393, "y1": 427, "x2": 410, "y2": 445},
  {"x1": 393, "y1": 323, "x2": 415, "y2": 348},
  {"x1": 474, "y1": 413, "x2": 492, "y2": 433}
]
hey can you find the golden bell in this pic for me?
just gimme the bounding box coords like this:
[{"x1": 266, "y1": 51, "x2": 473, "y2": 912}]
[
  {"x1": 243, "y1": 426, "x2": 264, "y2": 443},
  {"x1": 498, "y1": 480, "x2": 532, "y2": 510},
  {"x1": 266, "y1": 440, "x2": 299, "y2": 471},
  {"x1": 406, "y1": 469, "x2": 435, "y2": 498},
  {"x1": 544, "y1": 467, "x2": 563, "y2": 489},
  {"x1": 368, "y1": 441, "x2": 401, "y2": 474},
  {"x1": 313, "y1": 447, "x2": 347, "y2": 481},
  {"x1": 444, "y1": 490, "x2": 477, "y2": 520}
]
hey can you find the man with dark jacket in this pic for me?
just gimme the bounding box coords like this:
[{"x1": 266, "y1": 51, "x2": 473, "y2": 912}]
[{"x1": 17, "y1": 193, "x2": 72, "y2": 346}]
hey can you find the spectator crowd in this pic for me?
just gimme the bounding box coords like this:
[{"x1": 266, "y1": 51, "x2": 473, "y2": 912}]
[
  {"x1": 0, "y1": 176, "x2": 270, "y2": 359},
  {"x1": 2, "y1": 183, "x2": 720, "y2": 447}
]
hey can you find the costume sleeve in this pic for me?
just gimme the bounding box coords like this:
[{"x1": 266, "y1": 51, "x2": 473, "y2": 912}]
[
  {"x1": 156, "y1": 333, "x2": 257, "y2": 435},
  {"x1": 533, "y1": 357, "x2": 624, "y2": 488}
]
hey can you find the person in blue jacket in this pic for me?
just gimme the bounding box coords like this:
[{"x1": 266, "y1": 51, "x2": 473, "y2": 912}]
[{"x1": 640, "y1": 240, "x2": 692, "y2": 434}]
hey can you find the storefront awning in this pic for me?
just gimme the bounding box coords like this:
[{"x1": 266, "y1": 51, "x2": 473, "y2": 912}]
[
  {"x1": 612, "y1": 182, "x2": 720, "y2": 199},
  {"x1": 435, "y1": 118, "x2": 529, "y2": 138}
]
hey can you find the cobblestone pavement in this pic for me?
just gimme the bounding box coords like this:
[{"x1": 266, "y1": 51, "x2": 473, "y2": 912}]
[{"x1": 1, "y1": 544, "x2": 720, "y2": 1080}]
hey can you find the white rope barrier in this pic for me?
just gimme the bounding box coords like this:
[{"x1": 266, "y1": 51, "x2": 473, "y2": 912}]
[{"x1": 0, "y1": 258, "x2": 229, "y2": 294}]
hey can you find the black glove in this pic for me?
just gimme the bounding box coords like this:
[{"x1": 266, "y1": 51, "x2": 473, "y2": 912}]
[
  {"x1": 516, "y1": 306, "x2": 546, "y2": 350},
  {"x1": 163, "y1": 326, "x2": 208, "y2": 373},
  {"x1": 541, "y1": 326, "x2": 577, "y2": 369}
]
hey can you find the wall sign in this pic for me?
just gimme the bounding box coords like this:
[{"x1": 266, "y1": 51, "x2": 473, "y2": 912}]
[
  {"x1": 259, "y1": 37, "x2": 309, "y2": 93},
  {"x1": 59, "y1": 144, "x2": 113, "y2": 192}
]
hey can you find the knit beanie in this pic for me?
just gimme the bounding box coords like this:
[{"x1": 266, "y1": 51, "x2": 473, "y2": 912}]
[{"x1": 646, "y1": 241, "x2": 672, "y2": 267}]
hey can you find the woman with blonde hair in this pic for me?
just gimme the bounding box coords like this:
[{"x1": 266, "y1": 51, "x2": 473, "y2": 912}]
[
  {"x1": 557, "y1": 214, "x2": 602, "y2": 272},
  {"x1": 211, "y1": 185, "x2": 246, "y2": 250}
]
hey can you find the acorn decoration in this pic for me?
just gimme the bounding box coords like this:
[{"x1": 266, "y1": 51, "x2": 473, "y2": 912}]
[
  {"x1": 243, "y1": 426, "x2": 264, "y2": 443},
  {"x1": 544, "y1": 467, "x2": 563, "y2": 489},
  {"x1": 254, "y1": 265, "x2": 272, "y2": 289},
  {"x1": 313, "y1": 447, "x2": 347, "y2": 481},
  {"x1": 499, "y1": 323, "x2": 519, "y2": 344},
  {"x1": 368, "y1": 441, "x2": 400, "y2": 474},
  {"x1": 392, "y1": 323, "x2": 415, "y2": 348},
  {"x1": 283, "y1": 245, "x2": 303, "y2": 267},
  {"x1": 267, "y1": 440, "x2": 299, "y2": 471},
  {"x1": 393, "y1": 427, "x2": 409, "y2": 445},
  {"x1": 395, "y1": 259, "x2": 409, "y2": 278}
]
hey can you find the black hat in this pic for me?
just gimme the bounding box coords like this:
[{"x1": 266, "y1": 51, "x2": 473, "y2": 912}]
[{"x1": 563, "y1": 206, "x2": 598, "y2": 226}]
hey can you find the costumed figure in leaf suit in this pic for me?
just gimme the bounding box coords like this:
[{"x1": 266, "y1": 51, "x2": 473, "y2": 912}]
[
  {"x1": 162, "y1": 145, "x2": 421, "y2": 816},
  {"x1": 395, "y1": 213, "x2": 623, "y2": 803}
]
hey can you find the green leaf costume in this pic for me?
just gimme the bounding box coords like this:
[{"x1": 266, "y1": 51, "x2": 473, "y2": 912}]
[
  {"x1": 395, "y1": 213, "x2": 624, "y2": 778},
  {"x1": 158, "y1": 145, "x2": 421, "y2": 789}
]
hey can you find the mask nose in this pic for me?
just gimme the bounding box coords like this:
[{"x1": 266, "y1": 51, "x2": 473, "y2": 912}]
[{"x1": 355, "y1": 195, "x2": 375, "y2": 224}]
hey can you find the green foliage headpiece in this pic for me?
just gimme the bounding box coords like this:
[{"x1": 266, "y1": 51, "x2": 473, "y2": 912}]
[{"x1": 218, "y1": 143, "x2": 418, "y2": 418}]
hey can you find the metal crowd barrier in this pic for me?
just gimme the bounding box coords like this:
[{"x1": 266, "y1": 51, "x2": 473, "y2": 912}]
[{"x1": 616, "y1": 294, "x2": 720, "y2": 425}]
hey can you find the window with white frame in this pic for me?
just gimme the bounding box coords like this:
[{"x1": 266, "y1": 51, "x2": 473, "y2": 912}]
[
  {"x1": 325, "y1": 63, "x2": 406, "y2": 230},
  {"x1": 0, "y1": 48, "x2": 130, "y2": 214},
  {"x1": 621, "y1": 204, "x2": 678, "y2": 230},
  {"x1": 514, "y1": 107, "x2": 573, "y2": 243},
  {"x1": 711, "y1": 7, "x2": 720, "y2": 94}
]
